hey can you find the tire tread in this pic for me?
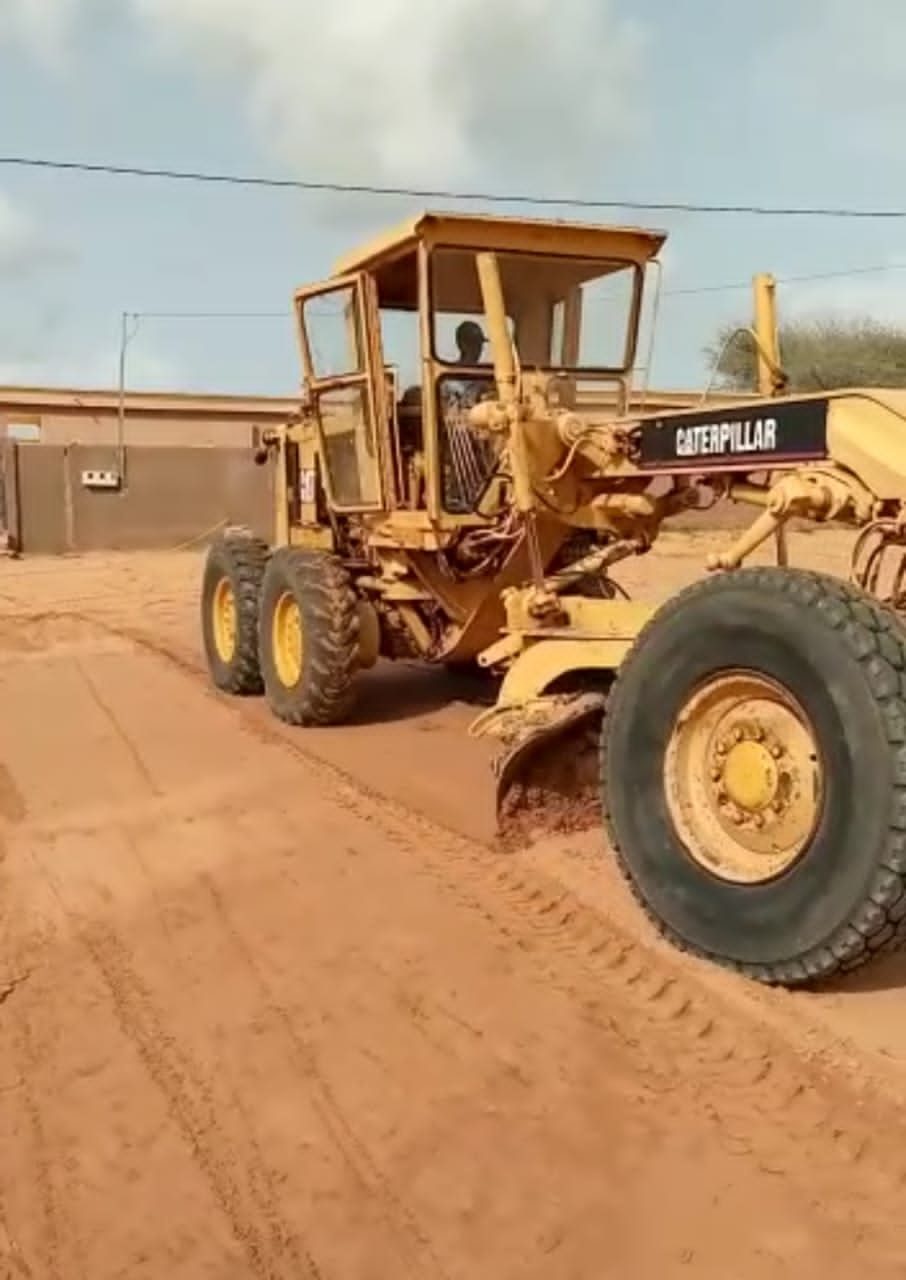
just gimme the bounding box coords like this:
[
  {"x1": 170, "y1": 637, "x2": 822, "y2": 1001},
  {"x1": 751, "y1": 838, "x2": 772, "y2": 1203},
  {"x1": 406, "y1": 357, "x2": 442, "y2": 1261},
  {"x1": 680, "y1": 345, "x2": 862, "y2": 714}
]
[
  {"x1": 600, "y1": 567, "x2": 906, "y2": 986},
  {"x1": 260, "y1": 547, "x2": 359, "y2": 727},
  {"x1": 202, "y1": 526, "x2": 269, "y2": 696}
]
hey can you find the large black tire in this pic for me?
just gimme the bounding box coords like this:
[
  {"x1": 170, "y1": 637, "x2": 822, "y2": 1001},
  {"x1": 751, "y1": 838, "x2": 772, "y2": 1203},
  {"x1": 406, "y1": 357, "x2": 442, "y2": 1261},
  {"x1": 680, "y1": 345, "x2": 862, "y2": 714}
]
[
  {"x1": 601, "y1": 567, "x2": 906, "y2": 986},
  {"x1": 258, "y1": 547, "x2": 359, "y2": 726},
  {"x1": 201, "y1": 527, "x2": 269, "y2": 695}
]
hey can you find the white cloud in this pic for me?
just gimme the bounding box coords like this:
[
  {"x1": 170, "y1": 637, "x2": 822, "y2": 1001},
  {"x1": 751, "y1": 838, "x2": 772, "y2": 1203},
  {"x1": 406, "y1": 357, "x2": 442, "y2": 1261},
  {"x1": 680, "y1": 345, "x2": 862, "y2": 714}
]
[
  {"x1": 0, "y1": 0, "x2": 81, "y2": 64},
  {"x1": 776, "y1": 1, "x2": 906, "y2": 153},
  {"x1": 0, "y1": 191, "x2": 74, "y2": 278},
  {"x1": 133, "y1": 0, "x2": 644, "y2": 193},
  {"x1": 9, "y1": 0, "x2": 645, "y2": 199},
  {"x1": 0, "y1": 342, "x2": 179, "y2": 390},
  {"x1": 0, "y1": 308, "x2": 179, "y2": 389},
  {"x1": 0, "y1": 194, "x2": 36, "y2": 271}
]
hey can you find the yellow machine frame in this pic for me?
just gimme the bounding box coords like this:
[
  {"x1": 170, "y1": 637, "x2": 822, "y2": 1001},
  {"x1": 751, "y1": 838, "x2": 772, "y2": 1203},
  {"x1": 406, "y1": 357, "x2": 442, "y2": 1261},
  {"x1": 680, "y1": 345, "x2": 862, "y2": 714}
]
[
  {"x1": 204, "y1": 208, "x2": 906, "y2": 990},
  {"x1": 257, "y1": 209, "x2": 906, "y2": 722}
]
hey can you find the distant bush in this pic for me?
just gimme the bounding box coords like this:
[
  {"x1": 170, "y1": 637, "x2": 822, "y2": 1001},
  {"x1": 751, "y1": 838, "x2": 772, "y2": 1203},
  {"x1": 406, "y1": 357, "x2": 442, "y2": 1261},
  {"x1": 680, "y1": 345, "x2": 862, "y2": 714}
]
[{"x1": 705, "y1": 315, "x2": 906, "y2": 391}]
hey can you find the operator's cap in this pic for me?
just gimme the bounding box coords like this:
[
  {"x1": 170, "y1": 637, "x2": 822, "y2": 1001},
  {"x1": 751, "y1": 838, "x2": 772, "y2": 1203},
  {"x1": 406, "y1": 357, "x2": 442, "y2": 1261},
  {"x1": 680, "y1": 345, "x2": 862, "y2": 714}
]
[{"x1": 455, "y1": 319, "x2": 487, "y2": 345}]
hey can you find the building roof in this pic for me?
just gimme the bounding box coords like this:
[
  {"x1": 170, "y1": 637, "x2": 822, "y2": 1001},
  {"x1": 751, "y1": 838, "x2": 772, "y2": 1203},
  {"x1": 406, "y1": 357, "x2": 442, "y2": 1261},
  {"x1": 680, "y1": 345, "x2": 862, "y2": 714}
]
[{"x1": 0, "y1": 385, "x2": 299, "y2": 419}]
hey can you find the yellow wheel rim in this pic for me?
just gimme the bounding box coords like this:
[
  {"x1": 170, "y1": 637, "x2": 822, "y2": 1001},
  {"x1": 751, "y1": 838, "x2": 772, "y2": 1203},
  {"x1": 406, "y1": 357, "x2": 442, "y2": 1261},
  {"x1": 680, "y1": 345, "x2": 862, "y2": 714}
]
[
  {"x1": 212, "y1": 577, "x2": 237, "y2": 663},
  {"x1": 664, "y1": 671, "x2": 824, "y2": 885},
  {"x1": 272, "y1": 590, "x2": 304, "y2": 687}
]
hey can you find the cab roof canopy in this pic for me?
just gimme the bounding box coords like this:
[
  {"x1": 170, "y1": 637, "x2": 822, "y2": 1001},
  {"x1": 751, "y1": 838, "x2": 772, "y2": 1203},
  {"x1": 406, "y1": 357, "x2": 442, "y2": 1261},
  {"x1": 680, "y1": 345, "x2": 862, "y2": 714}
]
[{"x1": 330, "y1": 209, "x2": 667, "y2": 312}]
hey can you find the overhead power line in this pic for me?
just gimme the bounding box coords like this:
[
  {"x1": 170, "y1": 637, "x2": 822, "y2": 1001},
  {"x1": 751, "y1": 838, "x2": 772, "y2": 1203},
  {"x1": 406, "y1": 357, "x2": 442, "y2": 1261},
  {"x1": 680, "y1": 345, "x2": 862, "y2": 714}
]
[
  {"x1": 3, "y1": 154, "x2": 906, "y2": 220},
  {"x1": 129, "y1": 310, "x2": 287, "y2": 319},
  {"x1": 124, "y1": 260, "x2": 906, "y2": 323},
  {"x1": 665, "y1": 260, "x2": 906, "y2": 298}
]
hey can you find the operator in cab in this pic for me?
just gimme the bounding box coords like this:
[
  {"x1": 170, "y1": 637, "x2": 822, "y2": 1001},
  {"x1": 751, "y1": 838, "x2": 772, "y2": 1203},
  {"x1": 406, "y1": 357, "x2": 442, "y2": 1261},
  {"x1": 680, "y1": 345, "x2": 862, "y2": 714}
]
[{"x1": 446, "y1": 320, "x2": 490, "y2": 407}]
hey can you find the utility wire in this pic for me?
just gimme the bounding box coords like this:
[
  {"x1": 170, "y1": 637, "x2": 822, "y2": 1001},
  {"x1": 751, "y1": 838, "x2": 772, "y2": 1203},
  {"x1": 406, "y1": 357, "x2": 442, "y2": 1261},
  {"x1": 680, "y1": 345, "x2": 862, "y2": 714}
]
[
  {"x1": 126, "y1": 260, "x2": 906, "y2": 322},
  {"x1": 131, "y1": 310, "x2": 287, "y2": 319},
  {"x1": 4, "y1": 154, "x2": 906, "y2": 220},
  {"x1": 664, "y1": 260, "x2": 906, "y2": 299}
]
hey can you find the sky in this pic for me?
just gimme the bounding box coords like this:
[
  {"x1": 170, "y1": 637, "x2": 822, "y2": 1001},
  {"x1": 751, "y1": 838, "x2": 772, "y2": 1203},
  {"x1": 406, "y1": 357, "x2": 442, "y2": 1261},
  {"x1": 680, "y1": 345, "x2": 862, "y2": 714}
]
[{"x1": 1, "y1": 0, "x2": 906, "y2": 395}]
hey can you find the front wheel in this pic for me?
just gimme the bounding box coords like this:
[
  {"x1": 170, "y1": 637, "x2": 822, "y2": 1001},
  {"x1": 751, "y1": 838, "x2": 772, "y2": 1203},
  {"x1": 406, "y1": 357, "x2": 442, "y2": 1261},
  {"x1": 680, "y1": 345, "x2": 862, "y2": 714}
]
[{"x1": 601, "y1": 567, "x2": 906, "y2": 986}]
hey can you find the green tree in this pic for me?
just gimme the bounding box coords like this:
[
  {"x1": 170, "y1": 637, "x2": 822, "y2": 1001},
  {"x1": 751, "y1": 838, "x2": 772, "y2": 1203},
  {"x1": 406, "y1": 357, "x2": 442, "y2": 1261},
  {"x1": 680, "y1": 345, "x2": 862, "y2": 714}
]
[{"x1": 704, "y1": 315, "x2": 906, "y2": 392}]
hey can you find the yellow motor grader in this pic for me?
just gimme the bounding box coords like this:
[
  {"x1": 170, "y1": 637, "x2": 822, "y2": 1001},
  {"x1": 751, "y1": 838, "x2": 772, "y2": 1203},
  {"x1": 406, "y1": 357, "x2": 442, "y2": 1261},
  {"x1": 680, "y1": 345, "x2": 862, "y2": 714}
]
[{"x1": 201, "y1": 209, "x2": 906, "y2": 987}]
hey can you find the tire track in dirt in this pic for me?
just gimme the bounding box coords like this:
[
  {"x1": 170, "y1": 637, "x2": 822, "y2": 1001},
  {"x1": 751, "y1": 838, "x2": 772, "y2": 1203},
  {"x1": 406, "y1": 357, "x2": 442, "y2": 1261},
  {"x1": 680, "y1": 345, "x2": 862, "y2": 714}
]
[
  {"x1": 0, "y1": 832, "x2": 65, "y2": 1280},
  {"x1": 1, "y1": 956, "x2": 92, "y2": 1280},
  {"x1": 73, "y1": 661, "x2": 163, "y2": 801},
  {"x1": 17, "y1": 778, "x2": 449, "y2": 1277},
  {"x1": 21, "y1": 841, "x2": 323, "y2": 1280},
  {"x1": 0, "y1": 1209, "x2": 33, "y2": 1279},
  {"x1": 23, "y1": 619, "x2": 895, "y2": 1058},
  {"x1": 0, "y1": 767, "x2": 26, "y2": 826},
  {"x1": 201, "y1": 771, "x2": 905, "y2": 1266},
  {"x1": 200, "y1": 872, "x2": 453, "y2": 1280},
  {"x1": 381, "y1": 821, "x2": 895, "y2": 1187},
  {"x1": 184, "y1": 798, "x2": 872, "y2": 1272},
  {"x1": 18, "y1": 608, "x2": 906, "y2": 1256},
  {"x1": 9, "y1": 1012, "x2": 64, "y2": 1280},
  {"x1": 206, "y1": 697, "x2": 906, "y2": 1232}
]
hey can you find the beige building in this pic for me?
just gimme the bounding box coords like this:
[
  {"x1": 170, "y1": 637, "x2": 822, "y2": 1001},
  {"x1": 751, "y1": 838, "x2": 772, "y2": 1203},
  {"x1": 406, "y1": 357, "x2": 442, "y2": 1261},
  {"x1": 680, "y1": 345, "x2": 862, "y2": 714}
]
[
  {"x1": 0, "y1": 382, "x2": 751, "y2": 449},
  {"x1": 0, "y1": 382, "x2": 752, "y2": 556},
  {"x1": 0, "y1": 384, "x2": 299, "y2": 450},
  {"x1": 0, "y1": 385, "x2": 302, "y2": 555}
]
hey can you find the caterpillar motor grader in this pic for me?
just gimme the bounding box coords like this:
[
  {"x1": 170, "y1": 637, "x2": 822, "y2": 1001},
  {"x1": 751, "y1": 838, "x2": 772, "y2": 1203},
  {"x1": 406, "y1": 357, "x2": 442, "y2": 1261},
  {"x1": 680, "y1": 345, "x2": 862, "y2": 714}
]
[{"x1": 201, "y1": 209, "x2": 906, "y2": 988}]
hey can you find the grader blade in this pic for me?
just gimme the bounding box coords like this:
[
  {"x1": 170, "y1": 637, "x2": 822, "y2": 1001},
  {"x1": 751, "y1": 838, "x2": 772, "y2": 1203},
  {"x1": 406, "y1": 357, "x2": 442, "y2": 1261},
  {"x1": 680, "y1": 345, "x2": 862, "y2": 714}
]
[{"x1": 492, "y1": 692, "x2": 607, "y2": 848}]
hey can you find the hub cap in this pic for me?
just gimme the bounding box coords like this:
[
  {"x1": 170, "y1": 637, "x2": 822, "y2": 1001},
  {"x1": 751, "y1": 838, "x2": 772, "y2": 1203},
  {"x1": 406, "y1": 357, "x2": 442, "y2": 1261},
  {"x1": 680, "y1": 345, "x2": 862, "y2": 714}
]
[
  {"x1": 212, "y1": 577, "x2": 237, "y2": 663},
  {"x1": 664, "y1": 672, "x2": 823, "y2": 884},
  {"x1": 272, "y1": 590, "x2": 303, "y2": 687}
]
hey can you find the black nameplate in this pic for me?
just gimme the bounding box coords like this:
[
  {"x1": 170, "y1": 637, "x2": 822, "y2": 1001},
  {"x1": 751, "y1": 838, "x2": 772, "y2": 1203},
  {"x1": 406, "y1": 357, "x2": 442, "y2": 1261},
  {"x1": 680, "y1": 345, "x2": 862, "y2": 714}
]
[{"x1": 635, "y1": 398, "x2": 828, "y2": 470}]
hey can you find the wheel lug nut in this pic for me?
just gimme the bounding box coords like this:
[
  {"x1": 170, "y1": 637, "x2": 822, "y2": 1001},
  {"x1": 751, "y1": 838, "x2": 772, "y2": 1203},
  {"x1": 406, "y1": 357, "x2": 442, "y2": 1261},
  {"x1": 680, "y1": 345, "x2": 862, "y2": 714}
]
[
  {"x1": 733, "y1": 728, "x2": 743, "y2": 743},
  {"x1": 770, "y1": 745, "x2": 782, "y2": 759}
]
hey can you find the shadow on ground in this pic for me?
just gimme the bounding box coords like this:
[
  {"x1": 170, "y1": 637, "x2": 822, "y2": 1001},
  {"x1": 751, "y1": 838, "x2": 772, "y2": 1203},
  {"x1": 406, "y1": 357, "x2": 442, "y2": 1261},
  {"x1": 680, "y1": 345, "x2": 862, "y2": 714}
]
[
  {"x1": 816, "y1": 950, "x2": 906, "y2": 995},
  {"x1": 347, "y1": 661, "x2": 499, "y2": 727}
]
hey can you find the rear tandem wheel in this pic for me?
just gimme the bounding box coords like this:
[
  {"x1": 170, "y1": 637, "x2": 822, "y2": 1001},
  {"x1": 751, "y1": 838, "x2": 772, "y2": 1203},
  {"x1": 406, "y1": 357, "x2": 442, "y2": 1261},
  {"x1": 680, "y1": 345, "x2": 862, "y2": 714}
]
[
  {"x1": 201, "y1": 527, "x2": 269, "y2": 695},
  {"x1": 601, "y1": 566, "x2": 906, "y2": 986},
  {"x1": 257, "y1": 547, "x2": 360, "y2": 727}
]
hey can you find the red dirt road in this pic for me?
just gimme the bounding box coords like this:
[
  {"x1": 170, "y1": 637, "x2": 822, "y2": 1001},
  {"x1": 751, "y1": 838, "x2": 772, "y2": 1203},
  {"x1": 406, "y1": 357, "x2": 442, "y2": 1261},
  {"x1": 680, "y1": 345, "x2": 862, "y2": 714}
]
[{"x1": 3, "y1": 532, "x2": 906, "y2": 1277}]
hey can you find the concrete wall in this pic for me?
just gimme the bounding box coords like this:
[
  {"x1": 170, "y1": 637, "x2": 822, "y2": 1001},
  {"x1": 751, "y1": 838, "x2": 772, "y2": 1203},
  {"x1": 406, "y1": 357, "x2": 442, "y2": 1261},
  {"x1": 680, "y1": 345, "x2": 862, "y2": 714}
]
[
  {"x1": 33, "y1": 410, "x2": 261, "y2": 449},
  {"x1": 12, "y1": 444, "x2": 274, "y2": 555},
  {"x1": 9, "y1": 440, "x2": 761, "y2": 558}
]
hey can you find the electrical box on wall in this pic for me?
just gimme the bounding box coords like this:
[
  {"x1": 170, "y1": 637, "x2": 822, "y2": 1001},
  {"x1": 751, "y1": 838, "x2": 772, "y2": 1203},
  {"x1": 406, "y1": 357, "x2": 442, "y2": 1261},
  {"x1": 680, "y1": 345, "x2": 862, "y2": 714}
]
[{"x1": 81, "y1": 469, "x2": 121, "y2": 490}]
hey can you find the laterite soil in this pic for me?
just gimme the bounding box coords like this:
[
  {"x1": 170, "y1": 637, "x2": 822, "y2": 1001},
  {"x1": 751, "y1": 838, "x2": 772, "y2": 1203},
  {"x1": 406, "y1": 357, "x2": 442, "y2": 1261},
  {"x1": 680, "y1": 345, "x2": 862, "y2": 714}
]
[{"x1": 2, "y1": 529, "x2": 905, "y2": 1278}]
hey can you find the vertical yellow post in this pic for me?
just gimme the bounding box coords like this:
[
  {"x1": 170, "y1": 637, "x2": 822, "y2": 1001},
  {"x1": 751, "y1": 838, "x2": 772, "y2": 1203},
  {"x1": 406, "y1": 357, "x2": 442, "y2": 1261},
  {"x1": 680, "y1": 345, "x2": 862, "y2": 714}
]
[
  {"x1": 417, "y1": 241, "x2": 440, "y2": 521},
  {"x1": 752, "y1": 272, "x2": 781, "y2": 397},
  {"x1": 475, "y1": 250, "x2": 530, "y2": 508},
  {"x1": 476, "y1": 252, "x2": 517, "y2": 404},
  {"x1": 475, "y1": 250, "x2": 544, "y2": 586},
  {"x1": 275, "y1": 431, "x2": 289, "y2": 546},
  {"x1": 752, "y1": 271, "x2": 789, "y2": 566}
]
